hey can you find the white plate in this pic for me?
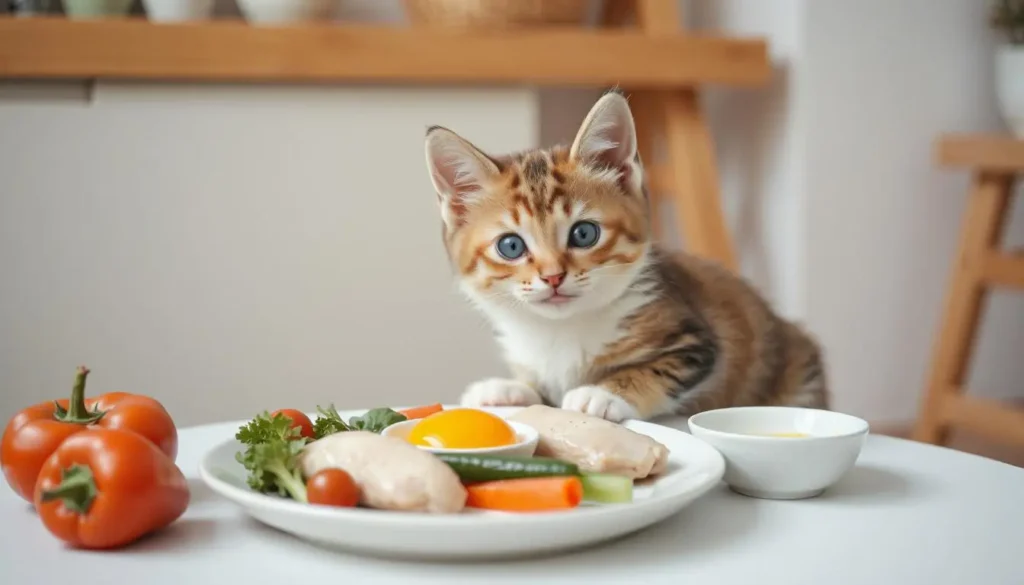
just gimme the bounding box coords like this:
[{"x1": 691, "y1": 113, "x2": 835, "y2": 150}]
[{"x1": 198, "y1": 406, "x2": 725, "y2": 561}]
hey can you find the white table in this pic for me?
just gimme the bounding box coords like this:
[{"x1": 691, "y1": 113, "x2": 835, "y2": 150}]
[{"x1": 3, "y1": 419, "x2": 1023, "y2": 584}]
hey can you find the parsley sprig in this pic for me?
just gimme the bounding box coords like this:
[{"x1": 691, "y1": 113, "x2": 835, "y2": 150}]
[
  {"x1": 312, "y1": 404, "x2": 351, "y2": 439},
  {"x1": 234, "y1": 405, "x2": 408, "y2": 501},
  {"x1": 235, "y1": 411, "x2": 310, "y2": 502}
]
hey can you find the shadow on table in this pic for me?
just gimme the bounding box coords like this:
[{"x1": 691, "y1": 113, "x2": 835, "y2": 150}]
[
  {"x1": 815, "y1": 465, "x2": 914, "y2": 503},
  {"x1": 355, "y1": 468, "x2": 913, "y2": 568},
  {"x1": 112, "y1": 518, "x2": 224, "y2": 554},
  {"x1": 546, "y1": 484, "x2": 760, "y2": 562},
  {"x1": 370, "y1": 483, "x2": 764, "y2": 568},
  {"x1": 217, "y1": 467, "x2": 914, "y2": 570},
  {"x1": 580, "y1": 485, "x2": 762, "y2": 560},
  {"x1": 186, "y1": 477, "x2": 219, "y2": 504}
]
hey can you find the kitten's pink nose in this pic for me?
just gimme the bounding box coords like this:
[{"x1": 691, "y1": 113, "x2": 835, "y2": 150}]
[{"x1": 541, "y1": 272, "x2": 567, "y2": 288}]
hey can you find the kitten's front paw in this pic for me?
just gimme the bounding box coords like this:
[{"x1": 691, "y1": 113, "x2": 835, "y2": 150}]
[
  {"x1": 461, "y1": 378, "x2": 544, "y2": 408},
  {"x1": 561, "y1": 385, "x2": 639, "y2": 422}
]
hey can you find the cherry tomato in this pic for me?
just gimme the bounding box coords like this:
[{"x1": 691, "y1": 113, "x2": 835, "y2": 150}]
[
  {"x1": 270, "y1": 409, "x2": 314, "y2": 439},
  {"x1": 306, "y1": 468, "x2": 359, "y2": 508}
]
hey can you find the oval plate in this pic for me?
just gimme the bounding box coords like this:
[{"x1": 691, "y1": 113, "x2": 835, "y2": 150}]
[{"x1": 198, "y1": 406, "x2": 725, "y2": 561}]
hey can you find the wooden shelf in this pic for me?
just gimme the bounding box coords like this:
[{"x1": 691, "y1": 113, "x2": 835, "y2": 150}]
[
  {"x1": 0, "y1": 16, "x2": 770, "y2": 88},
  {"x1": 937, "y1": 133, "x2": 1024, "y2": 173}
]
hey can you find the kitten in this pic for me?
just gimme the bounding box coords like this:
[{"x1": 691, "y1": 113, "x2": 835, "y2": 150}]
[{"x1": 423, "y1": 90, "x2": 829, "y2": 422}]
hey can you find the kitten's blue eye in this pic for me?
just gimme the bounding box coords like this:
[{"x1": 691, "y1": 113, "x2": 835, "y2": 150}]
[
  {"x1": 496, "y1": 234, "x2": 527, "y2": 260},
  {"x1": 568, "y1": 221, "x2": 600, "y2": 248}
]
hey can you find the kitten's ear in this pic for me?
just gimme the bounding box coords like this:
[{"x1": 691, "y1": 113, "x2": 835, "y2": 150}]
[
  {"x1": 425, "y1": 126, "x2": 501, "y2": 228},
  {"x1": 569, "y1": 91, "x2": 642, "y2": 195}
]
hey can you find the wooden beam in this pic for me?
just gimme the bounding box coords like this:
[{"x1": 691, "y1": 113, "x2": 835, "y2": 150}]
[
  {"x1": 636, "y1": 0, "x2": 684, "y2": 33},
  {"x1": 940, "y1": 394, "x2": 1024, "y2": 447},
  {"x1": 980, "y1": 251, "x2": 1024, "y2": 289},
  {"x1": 0, "y1": 17, "x2": 771, "y2": 88},
  {"x1": 937, "y1": 133, "x2": 1024, "y2": 172}
]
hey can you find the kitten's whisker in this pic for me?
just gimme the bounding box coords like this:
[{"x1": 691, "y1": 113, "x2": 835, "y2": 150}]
[
  {"x1": 473, "y1": 289, "x2": 519, "y2": 302},
  {"x1": 587, "y1": 262, "x2": 635, "y2": 271},
  {"x1": 583, "y1": 264, "x2": 644, "y2": 277},
  {"x1": 480, "y1": 292, "x2": 516, "y2": 302}
]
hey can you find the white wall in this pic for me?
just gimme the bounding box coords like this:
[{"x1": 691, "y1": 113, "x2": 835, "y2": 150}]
[
  {"x1": 688, "y1": 0, "x2": 806, "y2": 319},
  {"x1": 801, "y1": 0, "x2": 1024, "y2": 422},
  {"x1": 0, "y1": 84, "x2": 536, "y2": 426}
]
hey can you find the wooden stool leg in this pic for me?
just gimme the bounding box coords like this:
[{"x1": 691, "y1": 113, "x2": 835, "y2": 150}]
[
  {"x1": 634, "y1": 0, "x2": 738, "y2": 270},
  {"x1": 629, "y1": 91, "x2": 666, "y2": 241},
  {"x1": 599, "y1": 0, "x2": 635, "y2": 27},
  {"x1": 658, "y1": 91, "x2": 737, "y2": 268},
  {"x1": 597, "y1": 1, "x2": 669, "y2": 242},
  {"x1": 912, "y1": 172, "x2": 1014, "y2": 445}
]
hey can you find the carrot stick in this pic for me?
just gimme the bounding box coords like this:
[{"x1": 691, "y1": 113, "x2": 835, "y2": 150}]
[
  {"x1": 398, "y1": 403, "x2": 443, "y2": 420},
  {"x1": 465, "y1": 477, "x2": 583, "y2": 512}
]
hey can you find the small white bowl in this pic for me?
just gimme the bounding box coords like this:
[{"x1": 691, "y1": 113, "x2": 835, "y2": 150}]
[
  {"x1": 687, "y1": 406, "x2": 869, "y2": 500},
  {"x1": 236, "y1": 0, "x2": 334, "y2": 24},
  {"x1": 142, "y1": 0, "x2": 214, "y2": 21},
  {"x1": 381, "y1": 418, "x2": 539, "y2": 457}
]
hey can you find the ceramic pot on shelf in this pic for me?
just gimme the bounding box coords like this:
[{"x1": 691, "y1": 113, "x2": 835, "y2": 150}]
[
  {"x1": 996, "y1": 44, "x2": 1024, "y2": 138},
  {"x1": 62, "y1": 0, "x2": 133, "y2": 18},
  {"x1": 142, "y1": 0, "x2": 214, "y2": 22},
  {"x1": 235, "y1": 0, "x2": 335, "y2": 24},
  {"x1": 7, "y1": 0, "x2": 58, "y2": 15}
]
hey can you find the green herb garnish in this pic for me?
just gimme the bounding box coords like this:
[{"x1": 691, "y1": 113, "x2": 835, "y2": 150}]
[
  {"x1": 347, "y1": 407, "x2": 407, "y2": 433},
  {"x1": 311, "y1": 404, "x2": 406, "y2": 438},
  {"x1": 312, "y1": 403, "x2": 351, "y2": 439},
  {"x1": 234, "y1": 405, "x2": 410, "y2": 500},
  {"x1": 235, "y1": 411, "x2": 309, "y2": 502}
]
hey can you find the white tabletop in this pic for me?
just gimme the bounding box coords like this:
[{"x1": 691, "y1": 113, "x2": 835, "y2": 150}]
[{"x1": 3, "y1": 419, "x2": 1023, "y2": 585}]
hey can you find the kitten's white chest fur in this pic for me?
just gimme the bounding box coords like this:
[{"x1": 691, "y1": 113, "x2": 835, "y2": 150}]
[
  {"x1": 488, "y1": 291, "x2": 652, "y2": 404},
  {"x1": 459, "y1": 289, "x2": 654, "y2": 422}
]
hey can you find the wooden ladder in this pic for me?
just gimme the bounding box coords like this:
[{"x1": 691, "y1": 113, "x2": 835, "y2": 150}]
[
  {"x1": 603, "y1": 0, "x2": 738, "y2": 271},
  {"x1": 912, "y1": 134, "x2": 1024, "y2": 447}
]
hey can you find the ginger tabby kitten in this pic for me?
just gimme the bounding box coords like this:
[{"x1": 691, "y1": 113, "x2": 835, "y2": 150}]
[{"x1": 423, "y1": 91, "x2": 829, "y2": 422}]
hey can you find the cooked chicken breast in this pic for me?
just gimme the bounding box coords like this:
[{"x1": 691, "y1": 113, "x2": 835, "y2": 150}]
[
  {"x1": 298, "y1": 431, "x2": 467, "y2": 514},
  {"x1": 508, "y1": 405, "x2": 670, "y2": 479}
]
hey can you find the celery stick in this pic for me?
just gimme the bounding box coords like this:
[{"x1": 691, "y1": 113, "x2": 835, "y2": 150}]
[{"x1": 580, "y1": 473, "x2": 633, "y2": 503}]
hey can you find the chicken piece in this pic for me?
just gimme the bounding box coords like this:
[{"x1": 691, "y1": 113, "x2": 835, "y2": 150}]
[
  {"x1": 508, "y1": 405, "x2": 670, "y2": 479},
  {"x1": 299, "y1": 431, "x2": 467, "y2": 514}
]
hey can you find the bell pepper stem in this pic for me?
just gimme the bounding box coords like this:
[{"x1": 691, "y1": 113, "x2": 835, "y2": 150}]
[
  {"x1": 53, "y1": 366, "x2": 105, "y2": 424},
  {"x1": 39, "y1": 464, "x2": 98, "y2": 514}
]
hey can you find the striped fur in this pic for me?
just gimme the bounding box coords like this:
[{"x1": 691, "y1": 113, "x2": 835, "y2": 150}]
[{"x1": 423, "y1": 91, "x2": 830, "y2": 422}]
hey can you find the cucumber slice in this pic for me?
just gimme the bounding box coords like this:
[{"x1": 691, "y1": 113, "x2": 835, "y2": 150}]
[{"x1": 580, "y1": 473, "x2": 633, "y2": 503}]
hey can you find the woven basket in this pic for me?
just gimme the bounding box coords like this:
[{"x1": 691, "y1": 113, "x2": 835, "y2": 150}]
[{"x1": 404, "y1": 0, "x2": 591, "y2": 28}]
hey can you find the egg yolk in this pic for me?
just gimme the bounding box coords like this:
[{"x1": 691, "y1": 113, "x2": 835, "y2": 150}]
[{"x1": 406, "y1": 409, "x2": 516, "y2": 449}]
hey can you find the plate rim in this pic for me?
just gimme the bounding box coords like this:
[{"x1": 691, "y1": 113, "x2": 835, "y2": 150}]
[{"x1": 198, "y1": 407, "x2": 726, "y2": 528}]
